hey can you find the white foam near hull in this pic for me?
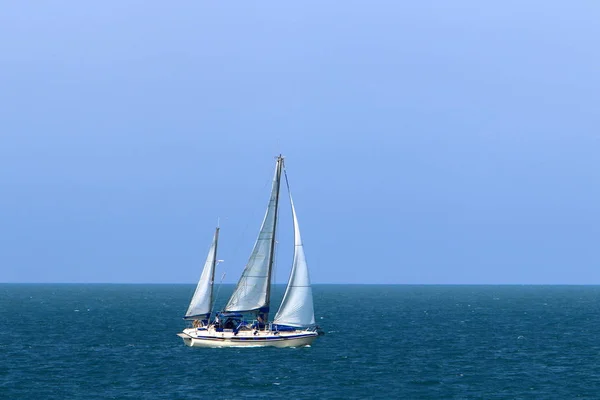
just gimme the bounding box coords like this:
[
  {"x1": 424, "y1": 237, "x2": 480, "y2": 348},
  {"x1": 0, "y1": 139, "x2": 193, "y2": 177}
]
[{"x1": 177, "y1": 327, "x2": 318, "y2": 348}]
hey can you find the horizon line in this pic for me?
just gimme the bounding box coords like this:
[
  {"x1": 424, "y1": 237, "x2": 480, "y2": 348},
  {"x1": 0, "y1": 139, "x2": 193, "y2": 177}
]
[{"x1": 2, "y1": 282, "x2": 600, "y2": 286}]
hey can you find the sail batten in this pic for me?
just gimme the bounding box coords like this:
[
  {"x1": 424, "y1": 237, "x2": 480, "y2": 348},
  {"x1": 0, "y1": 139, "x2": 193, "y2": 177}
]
[
  {"x1": 273, "y1": 174, "x2": 316, "y2": 328},
  {"x1": 184, "y1": 228, "x2": 219, "y2": 319},
  {"x1": 224, "y1": 157, "x2": 283, "y2": 315}
]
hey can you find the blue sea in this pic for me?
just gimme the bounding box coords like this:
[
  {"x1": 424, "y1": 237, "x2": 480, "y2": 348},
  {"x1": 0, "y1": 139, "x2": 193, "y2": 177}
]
[{"x1": 1, "y1": 284, "x2": 599, "y2": 399}]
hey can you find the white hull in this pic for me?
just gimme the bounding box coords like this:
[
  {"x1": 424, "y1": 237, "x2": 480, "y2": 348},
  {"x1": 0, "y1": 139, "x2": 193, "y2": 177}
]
[{"x1": 178, "y1": 327, "x2": 318, "y2": 348}]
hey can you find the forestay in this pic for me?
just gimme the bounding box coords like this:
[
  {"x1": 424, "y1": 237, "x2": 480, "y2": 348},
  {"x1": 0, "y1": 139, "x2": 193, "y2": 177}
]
[{"x1": 273, "y1": 180, "x2": 315, "y2": 327}]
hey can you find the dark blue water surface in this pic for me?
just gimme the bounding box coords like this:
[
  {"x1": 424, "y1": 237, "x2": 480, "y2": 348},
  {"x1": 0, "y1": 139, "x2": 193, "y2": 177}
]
[{"x1": 1, "y1": 284, "x2": 600, "y2": 399}]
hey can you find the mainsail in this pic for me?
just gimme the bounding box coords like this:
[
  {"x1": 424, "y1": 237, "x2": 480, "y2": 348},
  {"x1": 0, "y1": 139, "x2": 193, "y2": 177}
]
[
  {"x1": 224, "y1": 157, "x2": 283, "y2": 315},
  {"x1": 184, "y1": 227, "x2": 219, "y2": 319},
  {"x1": 273, "y1": 174, "x2": 315, "y2": 327}
]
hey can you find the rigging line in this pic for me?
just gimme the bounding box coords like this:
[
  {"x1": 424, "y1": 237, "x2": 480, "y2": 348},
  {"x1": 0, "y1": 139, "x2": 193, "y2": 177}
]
[
  {"x1": 209, "y1": 271, "x2": 226, "y2": 323},
  {"x1": 278, "y1": 164, "x2": 302, "y2": 304},
  {"x1": 282, "y1": 165, "x2": 297, "y2": 214},
  {"x1": 272, "y1": 212, "x2": 278, "y2": 308},
  {"x1": 283, "y1": 165, "x2": 291, "y2": 193}
]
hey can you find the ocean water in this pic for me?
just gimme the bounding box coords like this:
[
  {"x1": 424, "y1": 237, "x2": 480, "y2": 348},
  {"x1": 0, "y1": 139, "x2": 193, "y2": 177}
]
[{"x1": 1, "y1": 284, "x2": 600, "y2": 399}]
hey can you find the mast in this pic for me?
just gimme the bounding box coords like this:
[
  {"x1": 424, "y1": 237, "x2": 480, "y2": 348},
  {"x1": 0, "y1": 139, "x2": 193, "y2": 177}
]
[
  {"x1": 208, "y1": 226, "x2": 219, "y2": 312},
  {"x1": 263, "y1": 155, "x2": 283, "y2": 319},
  {"x1": 184, "y1": 227, "x2": 220, "y2": 319},
  {"x1": 223, "y1": 155, "x2": 284, "y2": 318}
]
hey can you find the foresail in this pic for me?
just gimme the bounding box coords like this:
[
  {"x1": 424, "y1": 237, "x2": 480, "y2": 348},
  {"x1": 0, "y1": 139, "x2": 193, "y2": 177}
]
[
  {"x1": 184, "y1": 228, "x2": 219, "y2": 319},
  {"x1": 225, "y1": 159, "x2": 282, "y2": 313},
  {"x1": 273, "y1": 188, "x2": 315, "y2": 327}
]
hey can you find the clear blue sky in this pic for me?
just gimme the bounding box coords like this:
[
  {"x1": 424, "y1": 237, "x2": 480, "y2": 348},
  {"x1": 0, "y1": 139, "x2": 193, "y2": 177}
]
[{"x1": 1, "y1": 1, "x2": 598, "y2": 284}]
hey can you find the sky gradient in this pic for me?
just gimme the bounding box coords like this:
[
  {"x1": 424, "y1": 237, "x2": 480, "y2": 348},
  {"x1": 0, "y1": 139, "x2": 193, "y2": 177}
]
[{"x1": 1, "y1": 1, "x2": 599, "y2": 284}]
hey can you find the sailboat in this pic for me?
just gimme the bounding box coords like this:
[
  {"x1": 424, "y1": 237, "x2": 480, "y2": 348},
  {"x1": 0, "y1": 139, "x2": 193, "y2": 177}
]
[{"x1": 177, "y1": 155, "x2": 320, "y2": 348}]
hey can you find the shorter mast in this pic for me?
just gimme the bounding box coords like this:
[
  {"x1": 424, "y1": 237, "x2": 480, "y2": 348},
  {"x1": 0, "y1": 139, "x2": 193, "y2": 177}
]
[{"x1": 184, "y1": 227, "x2": 219, "y2": 319}]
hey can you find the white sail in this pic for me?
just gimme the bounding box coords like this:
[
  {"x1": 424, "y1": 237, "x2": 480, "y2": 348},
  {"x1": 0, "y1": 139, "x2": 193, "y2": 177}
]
[
  {"x1": 184, "y1": 228, "x2": 219, "y2": 319},
  {"x1": 273, "y1": 189, "x2": 315, "y2": 327},
  {"x1": 225, "y1": 159, "x2": 282, "y2": 313}
]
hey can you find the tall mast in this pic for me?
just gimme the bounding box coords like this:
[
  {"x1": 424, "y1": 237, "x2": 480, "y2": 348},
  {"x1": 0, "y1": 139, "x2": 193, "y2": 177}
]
[
  {"x1": 224, "y1": 155, "x2": 285, "y2": 316},
  {"x1": 263, "y1": 155, "x2": 283, "y2": 320},
  {"x1": 208, "y1": 226, "x2": 219, "y2": 312}
]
